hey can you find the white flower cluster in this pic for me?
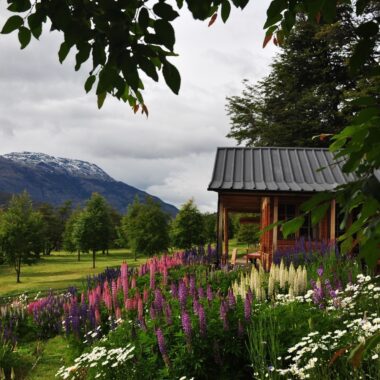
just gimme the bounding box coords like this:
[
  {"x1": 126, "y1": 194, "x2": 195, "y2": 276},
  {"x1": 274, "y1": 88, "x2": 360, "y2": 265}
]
[
  {"x1": 325, "y1": 274, "x2": 380, "y2": 312},
  {"x1": 56, "y1": 344, "x2": 135, "y2": 380},
  {"x1": 232, "y1": 260, "x2": 308, "y2": 301},
  {"x1": 275, "y1": 274, "x2": 380, "y2": 379}
]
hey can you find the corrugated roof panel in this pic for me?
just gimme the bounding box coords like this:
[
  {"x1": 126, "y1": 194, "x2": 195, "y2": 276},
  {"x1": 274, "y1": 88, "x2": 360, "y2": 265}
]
[{"x1": 208, "y1": 147, "x2": 354, "y2": 192}]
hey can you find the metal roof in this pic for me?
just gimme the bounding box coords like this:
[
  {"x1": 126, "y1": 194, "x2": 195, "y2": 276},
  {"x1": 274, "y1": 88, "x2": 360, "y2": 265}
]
[{"x1": 208, "y1": 147, "x2": 356, "y2": 192}]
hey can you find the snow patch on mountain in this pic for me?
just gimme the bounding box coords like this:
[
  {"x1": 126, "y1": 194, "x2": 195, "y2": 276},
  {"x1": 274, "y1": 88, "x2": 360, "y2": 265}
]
[{"x1": 3, "y1": 152, "x2": 113, "y2": 181}]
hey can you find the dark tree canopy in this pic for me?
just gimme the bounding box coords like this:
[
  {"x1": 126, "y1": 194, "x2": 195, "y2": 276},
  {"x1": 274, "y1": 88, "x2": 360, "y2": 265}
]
[
  {"x1": 226, "y1": 6, "x2": 378, "y2": 147},
  {"x1": 121, "y1": 197, "x2": 170, "y2": 257},
  {"x1": 0, "y1": 192, "x2": 44, "y2": 283}
]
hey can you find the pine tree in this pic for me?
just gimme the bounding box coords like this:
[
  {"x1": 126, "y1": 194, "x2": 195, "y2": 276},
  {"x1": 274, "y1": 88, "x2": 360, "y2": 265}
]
[{"x1": 226, "y1": 6, "x2": 372, "y2": 147}]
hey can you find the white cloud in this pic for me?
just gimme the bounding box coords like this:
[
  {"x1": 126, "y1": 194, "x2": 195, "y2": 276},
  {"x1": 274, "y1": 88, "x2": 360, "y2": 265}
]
[{"x1": 0, "y1": 1, "x2": 277, "y2": 212}]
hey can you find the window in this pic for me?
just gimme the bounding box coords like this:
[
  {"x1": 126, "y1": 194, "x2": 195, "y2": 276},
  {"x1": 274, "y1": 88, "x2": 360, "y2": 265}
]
[{"x1": 278, "y1": 204, "x2": 296, "y2": 240}]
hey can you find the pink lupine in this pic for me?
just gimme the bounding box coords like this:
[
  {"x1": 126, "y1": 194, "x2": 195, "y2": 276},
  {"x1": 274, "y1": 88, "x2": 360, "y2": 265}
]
[
  {"x1": 115, "y1": 306, "x2": 122, "y2": 320},
  {"x1": 131, "y1": 276, "x2": 137, "y2": 289},
  {"x1": 112, "y1": 280, "x2": 118, "y2": 309},
  {"x1": 137, "y1": 298, "x2": 143, "y2": 320},
  {"x1": 162, "y1": 266, "x2": 168, "y2": 286},
  {"x1": 143, "y1": 287, "x2": 149, "y2": 303},
  {"x1": 150, "y1": 269, "x2": 156, "y2": 289},
  {"x1": 95, "y1": 306, "x2": 101, "y2": 325},
  {"x1": 198, "y1": 287, "x2": 205, "y2": 299}
]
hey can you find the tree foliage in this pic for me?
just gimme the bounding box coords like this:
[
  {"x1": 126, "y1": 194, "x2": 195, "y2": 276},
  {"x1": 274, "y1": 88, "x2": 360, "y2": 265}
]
[
  {"x1": 0, "y1": 192, "x2": 44, "y2": 283},
  {"x1": 226, "y1": 6, "x2": 370, "y2": 147},
  {"x1": 1, "y1": 0, "x2": 248, "y2": 111},
  {"x1": 1, "y1": 0, "x2": 379, "y2": 265},
  {"x1": 171, "y1": 199, "x2": 204, "y2": 249},
  {"x1": 121, "y1": 197, "x2": 170, "y2": 257},
  {"x1": 71, "y1": 193, "x2": 113, "y2": 268}
]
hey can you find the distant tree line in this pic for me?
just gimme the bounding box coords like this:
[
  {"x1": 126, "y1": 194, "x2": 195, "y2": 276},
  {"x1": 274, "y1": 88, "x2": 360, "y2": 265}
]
[{"x1": 0, "y1": 192, "x2": 260, "y2": 282}]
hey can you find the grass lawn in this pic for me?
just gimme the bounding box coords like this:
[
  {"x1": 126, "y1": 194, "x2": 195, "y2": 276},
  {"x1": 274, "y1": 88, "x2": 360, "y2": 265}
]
[{"x1": 0, "y1": 249, "x2": 146, "y2": 298}]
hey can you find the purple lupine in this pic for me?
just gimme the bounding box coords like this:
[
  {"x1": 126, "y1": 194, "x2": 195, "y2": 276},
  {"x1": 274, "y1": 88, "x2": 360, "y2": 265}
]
[
  {"x1": 156, "y1": 328, "x2": 170, "y2": 366},
  {"x1": 198, "y1": 286, "x2": 205, "y2": 299},
  {"x1": 181, "y1": 310, "x2": 192, "y2": 340},
  {"x1": 189, "y1": 276, "x2": 196, "y2": 296},
  {"x1": 193, "y1": 299, "x2": 200, "y2": 315},
  {"x1": 317, "y1": 267, "x2": 324, "y2": 277},
  {"x1": 219, "y1": 301, "x2": 228, "y2": 330},
  {"x1": 154, "y1": 289, "x2": 164, "y2": 313},
  {"x1": 206, "y1": 284, "x2": 213, "y2": 303},
  {"x1": 228, "y1": 289, "x2": 236, "y2": 308},
  {"x1": 198, "y1": 304, "x2": 206, "y2": 336},
  {"x1": 178, "y1": 281, "x2": 188, "y2": 308},
  {"x1": 238, "y1": 319, "x2": 244, "y2": 337},
  {"x1": 247, "y1": 288, "x2": 253, "y2": 304},
  {"x1": 244, "y1": 296, "x2": 251, "y2": 321},
  {"x1": 170, "y1": 283, "x2": 178, "y2": 298},
  {"x1": 164, "y1": 302, "x2": 173, "y2": 325}
]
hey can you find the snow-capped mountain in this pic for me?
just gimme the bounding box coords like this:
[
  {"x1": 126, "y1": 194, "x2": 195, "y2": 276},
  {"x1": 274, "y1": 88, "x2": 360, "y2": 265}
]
[
  {"x1": 0, "y1": 152, "x2": 178, "y2": 215},
  {"x1": 3, "y1": 152, "x2": 113, "y2": 181}
]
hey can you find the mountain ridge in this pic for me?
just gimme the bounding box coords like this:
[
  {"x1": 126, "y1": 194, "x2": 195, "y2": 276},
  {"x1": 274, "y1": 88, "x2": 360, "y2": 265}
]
[{"x1": 0, "y1": 153, "x2": 178, "y2": 216}]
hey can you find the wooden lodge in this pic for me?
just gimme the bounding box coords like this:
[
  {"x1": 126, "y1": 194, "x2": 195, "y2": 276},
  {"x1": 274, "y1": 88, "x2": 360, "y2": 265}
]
[{"x1": 208, "y1": 147, "x2": 354, "y2": 267}]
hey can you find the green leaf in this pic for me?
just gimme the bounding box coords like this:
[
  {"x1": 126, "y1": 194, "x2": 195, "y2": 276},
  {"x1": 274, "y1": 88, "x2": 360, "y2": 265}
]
[
  {"x1": 282, "y1": 216, "x2": 304, "y2": 239},
  {"x1": 122, "y1": 56, "x2": 140, "y2": 92},
  {"x1": 27, "y1": 13, "x2": 43, "y2": 39},
  {"x1": 138, "y1": 57, "x2": 159, "y2": 82},
  {"x1": 58, "y1": 42, "x2": 71, "y2": 63},
  {"x1": 8, "y1": 0, "x2": 31, "y2": 12},
  {"x1": 350, "y1": 38, "x2": 376, "y2": 74},
  {"x1": 154, "y1": 20, "x2": 175, "y2": 51},
  {"x1": 84, "y1": 75, "x2": 96, "y2": 93},
  {"x1": 359, "y1": 238, "x2": 380, "y2": 269},
  {"x1": 311, "y1": 202, "x2": 330, "y2": 226},
  {"x1": 97, "y1": 92, "x2": 107, "y2": 109},
  {"x1": 138, "y1": 7, "x2": 150, "y2": 29},
  {"x1": 18, "y1": 26, "x2": 31, "y2": 49},
  {"x1": 75, "y1": 42, "x2": 91, "y2": 71},
  {"x1": 266, "y1": 0, "x2": 287, "y2": 19},
  {"x1": 221, "y1": 1, "x2": 231, "y2": 23},
  {"x1": 162, "y1": 60, "x2": 181, "y2": 94},
  {"x1": 1, "y1": 15, "x2": 23, "y2": 34},
  {"x1": 300, "y1": 192, "x2": 333, "y2": 212},
  {"x1": 352, "y1": 107, "x2": 379, "y2": 125},
  {"x1": 153, "y1": 2, "x2": 179, "y2": 21}
]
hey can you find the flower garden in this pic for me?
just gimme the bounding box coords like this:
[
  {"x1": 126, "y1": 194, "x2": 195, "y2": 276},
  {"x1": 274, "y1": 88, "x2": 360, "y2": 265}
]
[{"x1": 0, "y1": 245, "x2": 379, "y2": 379}]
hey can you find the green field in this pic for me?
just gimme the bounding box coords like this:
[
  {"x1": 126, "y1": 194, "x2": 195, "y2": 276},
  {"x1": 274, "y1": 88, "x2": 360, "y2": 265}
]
[{"x1": 0, "y1": 249, "x2": 146, "y2": 298}]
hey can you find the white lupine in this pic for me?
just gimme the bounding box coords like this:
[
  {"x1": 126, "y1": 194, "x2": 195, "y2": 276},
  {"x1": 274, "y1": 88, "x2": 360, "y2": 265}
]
[{"x1": 288, "y1": 263, "x2": 296, "y2": 287}]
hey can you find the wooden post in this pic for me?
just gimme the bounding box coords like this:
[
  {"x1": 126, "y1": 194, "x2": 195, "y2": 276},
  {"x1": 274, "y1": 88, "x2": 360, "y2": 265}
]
[
  {"x1": 223, "y1": 207, "x2": 229, "y2": 264},
  {"x1": 330, "y1": 199, "x2": 336, "y2": 241},
  {"x1": 260, "y1": 197, "x2": 271, "y2": 270},
  {"x1": 272, "y1": 196, "x2": 279, "y2": 254},
  {"x1": 216, "y1": 194, "x2": 223, "y2": 266}
]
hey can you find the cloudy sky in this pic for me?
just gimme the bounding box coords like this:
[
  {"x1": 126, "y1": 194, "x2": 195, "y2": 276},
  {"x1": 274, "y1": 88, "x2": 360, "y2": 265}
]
[{"x1": 0, "y1": 1, "x2": 277, "y2": 212}]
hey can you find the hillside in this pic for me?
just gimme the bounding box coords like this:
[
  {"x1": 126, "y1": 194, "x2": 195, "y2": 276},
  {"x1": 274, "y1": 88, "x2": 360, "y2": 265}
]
[{"x1": 0, "y1": 152, "x2": 177, "y2": 215}]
